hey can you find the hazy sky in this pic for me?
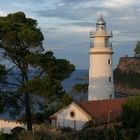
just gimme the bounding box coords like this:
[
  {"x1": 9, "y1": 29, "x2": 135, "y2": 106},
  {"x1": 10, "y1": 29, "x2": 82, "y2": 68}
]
[{"x1": 0, "y1": 0, "x2": 140, "y2": 69}]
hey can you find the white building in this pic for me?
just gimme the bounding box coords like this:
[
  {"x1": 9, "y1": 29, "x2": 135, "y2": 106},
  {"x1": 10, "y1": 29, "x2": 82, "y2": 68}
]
[
  {"x1": 50, "y1": 99, "x2": 127, "y2": 130},
  {"x1": 88, "y1": 15, "x2": 114, "y2": 100},
  {"x1": 0, "y1": 119, "x2": 26, "y2": 134},
  {"x1": 50, "y1": 102, "x2": 92, "y2": 130}
]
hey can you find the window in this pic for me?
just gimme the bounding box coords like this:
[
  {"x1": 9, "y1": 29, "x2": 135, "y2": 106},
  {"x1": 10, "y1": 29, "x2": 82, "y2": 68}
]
[
  {"x1": 108, "y1": 59, "x2": 111, "y2": 64},
  {"x1": 110, "y1": 94, "x2": 112, "y2": 99},
  {"x1": 109, "y1": 76, "x2": 111, "y2": 82},
  {"x1": 70, "y1": 111, "x2": 75, "y2": 118}
]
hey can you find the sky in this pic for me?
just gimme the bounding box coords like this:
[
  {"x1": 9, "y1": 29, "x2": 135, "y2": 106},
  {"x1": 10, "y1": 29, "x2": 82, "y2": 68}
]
[{"x1": 0, "y1": 0, "x2": 140, "y2": 69}]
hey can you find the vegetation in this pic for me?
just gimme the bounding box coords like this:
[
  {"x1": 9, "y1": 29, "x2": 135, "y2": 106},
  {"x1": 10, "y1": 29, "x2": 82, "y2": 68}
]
[
  {"x1": 0, "y1": 12, "x2": 75, "y2": 131},
  {"x1": 82, "y1": 120, "x2": 94, "y2": 129},
  {"x1": 0, "y1": 124, "x2": 140, "y2": 140},
  {"x1": 114, "y1": 69, "x2": 140, "y2": 89},
  {"x1": 72, "y1": 83, "x2": 88, "y2": 101},
  {"x1": 121, "y1": 96, "x2": 140, "y2": 128},
  {"x1": 45, "y1": 91, "x2": 72, "y2": 115},
  {"x1": 134, "y1": 41, "x2": 140, "y2": 57}
]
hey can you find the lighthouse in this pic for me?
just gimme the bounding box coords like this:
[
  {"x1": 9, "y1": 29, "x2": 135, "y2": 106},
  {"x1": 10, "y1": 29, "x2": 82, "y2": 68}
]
[{"x1": 88, "y1": 15, "x2": 114, "y2": 101}]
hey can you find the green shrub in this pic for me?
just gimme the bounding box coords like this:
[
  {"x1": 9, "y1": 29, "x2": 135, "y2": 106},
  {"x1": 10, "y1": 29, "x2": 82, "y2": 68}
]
[
  {"x1": 15, "y1": 124, "x2": 140, "y2": 140},
  {"x1": 82, "y1": 120, "x2": 94, "y2": 129},
  {"x1": 11, "y1": 126, "x2": 26, "y2": 136},
  {"x1": 121, "y1": 96, "x2": 140, "y2": 128}
]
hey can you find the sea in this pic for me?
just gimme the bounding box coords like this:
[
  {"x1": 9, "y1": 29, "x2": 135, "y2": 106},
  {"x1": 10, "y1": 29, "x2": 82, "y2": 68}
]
[
  {"x1": 62, "y1": 69, "x2": 88, "y2": 92},
  {"x1": 0, "y1": 69, "x2": 124, "y2": 119},
  {"x1": 62, "y1": 69, "x2": 124, "y2": 99}
]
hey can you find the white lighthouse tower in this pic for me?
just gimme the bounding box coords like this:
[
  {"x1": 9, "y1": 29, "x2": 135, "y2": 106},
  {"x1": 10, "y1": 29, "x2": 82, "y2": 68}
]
[{"x1": 88, "y1": 15, "x2": 114, "y2": 101}]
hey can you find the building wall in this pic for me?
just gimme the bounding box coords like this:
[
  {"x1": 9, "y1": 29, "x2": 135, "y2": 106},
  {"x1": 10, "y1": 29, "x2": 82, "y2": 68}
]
[
  {"x1": 89, "y1": 53, "x2": 113, "y2": 77},
  {"x1": 55, "y1": 103, "x2": 91, "y2": 130},
  {"x1": 89, "y1": 47, "x2": 114, "y2": 100},
  {"x1": 0, "y1": 119, "x2": 26, "y2": 134}
]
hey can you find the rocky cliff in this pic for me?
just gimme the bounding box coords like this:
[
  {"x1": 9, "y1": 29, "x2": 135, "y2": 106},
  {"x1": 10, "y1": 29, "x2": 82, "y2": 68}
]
[
  {"x1": 114, "y1": 57, "x2": 140, "y2": 95},
  {"x1": 117, "y1": 57, "x2": 140, "y2": 74}
]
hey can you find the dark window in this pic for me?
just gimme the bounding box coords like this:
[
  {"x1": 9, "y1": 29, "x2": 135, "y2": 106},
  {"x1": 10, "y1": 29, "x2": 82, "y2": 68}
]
[
  {"x1": 70, "y1": 111, "x2": 75, "y2": 118},
  {"x1": 108, "y1": 59, "x2": 111, "y2": 64},
  {"x1": 109, "y1": 77, "x2": 111, "y2": 82},
  {"x1": 110, "y1": 94, "x2": 112, "y2": 99}
]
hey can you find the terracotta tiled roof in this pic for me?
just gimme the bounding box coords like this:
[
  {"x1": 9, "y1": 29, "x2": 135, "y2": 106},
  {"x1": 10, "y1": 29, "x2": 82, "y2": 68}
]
[{"x1": 78, "y1": 98, "x2": 127, "y2": 124}]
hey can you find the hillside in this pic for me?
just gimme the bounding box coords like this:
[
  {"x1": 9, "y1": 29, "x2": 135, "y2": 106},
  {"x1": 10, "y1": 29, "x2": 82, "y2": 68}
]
[
  {"x1": 114, "y1": 57, "x2": 140, "y2": 95},
  {"x1": 117, "y1": 57, "x2": 140, "y2": 73}
]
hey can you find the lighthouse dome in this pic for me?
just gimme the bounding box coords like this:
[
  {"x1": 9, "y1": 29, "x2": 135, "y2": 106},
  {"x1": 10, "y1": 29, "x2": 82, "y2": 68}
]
[
  {"x1": 96, "y1": 15, "x2": 106, "y2": 30},
  {"x1": 97, "y1": 15, "x2": 106, "y2": 24}
]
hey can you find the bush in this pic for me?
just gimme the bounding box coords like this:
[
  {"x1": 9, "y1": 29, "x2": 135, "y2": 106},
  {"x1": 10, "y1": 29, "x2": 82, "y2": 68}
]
[
  {"x1": 114, "y1": 69, "x2": 140, "y2": 89},
  {"x1": 0, "y1": 131, "x2": 5, "y2": 140},
  {"x1": 13, "y1": 124, "x2": 140, "y2": 140},
  {"x1": 61, "y1": 127, "x2": 73, "y2": 132},
  {"x1": 82, "y1": 120, "x2": 94, "y2": 129},
  {"x1": 121, "y1": 96, "x2": 140, "y2": 128},
  {"x1": 11, "y1": 126, "x2": 26, "y2": 136}
]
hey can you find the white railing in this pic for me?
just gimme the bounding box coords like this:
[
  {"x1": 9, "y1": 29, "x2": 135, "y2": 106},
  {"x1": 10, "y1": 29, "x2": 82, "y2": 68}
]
[
  {"x1": 90, "y1": 42, "x2": 112, "y2": 48},
  {"x1": 90, "y1": 31, "x2": 113, "y2": 38}
]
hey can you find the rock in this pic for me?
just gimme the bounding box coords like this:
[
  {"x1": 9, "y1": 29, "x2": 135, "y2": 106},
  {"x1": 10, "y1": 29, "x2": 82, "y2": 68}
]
[
  {"x1": 114, "y1": 57, "x2": 140, "y2": 96},
  {"x1": 117, "y1": 57, "x2": 140, "y2": 74}
]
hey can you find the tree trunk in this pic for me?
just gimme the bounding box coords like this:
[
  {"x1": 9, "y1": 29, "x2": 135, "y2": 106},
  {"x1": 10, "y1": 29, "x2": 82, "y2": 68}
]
[
  {"x1": 22, "y1": 68, "x2": 32, "y2": 131},
  {"x1": 25, "y1": 92, "x2": 32, "y2": 131}
]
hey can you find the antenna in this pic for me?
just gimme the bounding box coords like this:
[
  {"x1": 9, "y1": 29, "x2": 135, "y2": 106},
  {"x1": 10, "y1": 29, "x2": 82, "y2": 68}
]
[
  {"x1": 100, "y1": 6, "x2": 103, "y2": 16},
  {"x1": 98, "y1": 6, "x2": 103, "y2": 18}
]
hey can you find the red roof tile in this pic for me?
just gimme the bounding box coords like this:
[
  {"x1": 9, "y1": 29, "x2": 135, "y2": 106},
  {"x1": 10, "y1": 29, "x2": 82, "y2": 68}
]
[{"x1": 78, "y1": 98, "x2": 127, "y2": 124}]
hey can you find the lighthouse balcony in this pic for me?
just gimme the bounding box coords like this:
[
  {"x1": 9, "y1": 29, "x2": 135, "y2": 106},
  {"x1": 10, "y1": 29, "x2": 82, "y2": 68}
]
[
  {"x1": 90, "y1": 31, "x2": 113, "y2": 38},
  {"x1": 90, "y1": 42, "x2": 112, "y2": 48}
]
